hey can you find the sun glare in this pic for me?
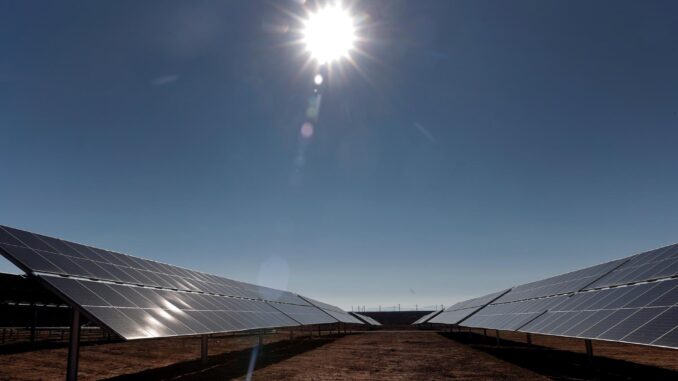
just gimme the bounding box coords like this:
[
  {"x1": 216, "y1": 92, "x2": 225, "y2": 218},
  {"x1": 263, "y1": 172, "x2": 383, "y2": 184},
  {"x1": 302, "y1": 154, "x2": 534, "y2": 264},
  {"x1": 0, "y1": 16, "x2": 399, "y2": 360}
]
[{"x1": 303, "y1": 5, "x2": 356, "y2": 65}]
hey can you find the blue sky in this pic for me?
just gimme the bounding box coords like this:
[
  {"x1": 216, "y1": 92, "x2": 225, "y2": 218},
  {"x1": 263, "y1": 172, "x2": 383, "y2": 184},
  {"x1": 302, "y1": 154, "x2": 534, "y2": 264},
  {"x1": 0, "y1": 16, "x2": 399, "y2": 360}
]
[{"x1": 1, "y1": 0, "x2": 677, "y2": 310}]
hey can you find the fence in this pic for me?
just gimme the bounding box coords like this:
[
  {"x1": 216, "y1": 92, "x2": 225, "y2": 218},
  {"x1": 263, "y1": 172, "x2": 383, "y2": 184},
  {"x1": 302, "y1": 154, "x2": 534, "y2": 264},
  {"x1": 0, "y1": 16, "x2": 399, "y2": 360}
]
[{"x1": 350, "y1": 304, "x2": 446, "y2": 312}]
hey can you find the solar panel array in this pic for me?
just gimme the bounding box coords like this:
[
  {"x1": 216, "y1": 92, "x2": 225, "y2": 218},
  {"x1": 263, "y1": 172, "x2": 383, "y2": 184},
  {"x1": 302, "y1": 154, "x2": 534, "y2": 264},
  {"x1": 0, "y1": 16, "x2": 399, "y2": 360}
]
[
  {"x1": 350, "y1": 312, "x2": 382, "y2": 326},
  {"x1": 428, "y1": 289, "x2": 510, "y2": 325},
  {"x1": 0, "y1": 225, "x2": 363, "y2": 340},
  {"x1": 433, "y1": 243, "x2": 678, "y2": 349}
]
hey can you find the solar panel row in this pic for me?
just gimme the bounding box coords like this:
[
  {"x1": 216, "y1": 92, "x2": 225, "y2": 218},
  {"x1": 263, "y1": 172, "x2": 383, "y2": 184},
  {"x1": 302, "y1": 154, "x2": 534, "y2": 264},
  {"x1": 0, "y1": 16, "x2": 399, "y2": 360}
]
[
  {"x1": 437, "y1": 242, "x2": 678, "y2": 349},
  {"x1": 521, "y1": 279, "x2": 678, "y2": 348},
  {"x1": 0, "y1": 225, "x2": 363, "y2": 340},
  {"x1": 42, "y1": 275, "x2": 298, "y2": 340},
  {"x1": 0, "y1": 225, "x2": 308, "y2": 306}
]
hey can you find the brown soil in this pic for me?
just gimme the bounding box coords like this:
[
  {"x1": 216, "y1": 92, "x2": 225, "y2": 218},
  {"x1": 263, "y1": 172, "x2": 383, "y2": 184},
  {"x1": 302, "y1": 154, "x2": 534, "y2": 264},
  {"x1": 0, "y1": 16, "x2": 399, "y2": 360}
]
[
  {"x1": 1, "y1": 329, "x2": 676, "y2": 380},
  {"x1": 494, "y1": 329, "x2": 678, "y2": 371},
  {"x1": 229, "y1": 330, "x2": 547, "y2": 381}
]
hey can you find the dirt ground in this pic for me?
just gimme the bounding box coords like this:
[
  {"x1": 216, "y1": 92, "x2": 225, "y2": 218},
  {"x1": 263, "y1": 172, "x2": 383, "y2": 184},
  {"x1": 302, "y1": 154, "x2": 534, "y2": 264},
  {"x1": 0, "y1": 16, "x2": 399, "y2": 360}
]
[
  {"x1": 229, "y1": 330, "x2": 547, "y2": 381},
  {"x1": 489, "y1": 329, "x2": 678, "y2": 371},
  {"x1": 0, "y1": 329, "x2": 676, "y2": 380}
]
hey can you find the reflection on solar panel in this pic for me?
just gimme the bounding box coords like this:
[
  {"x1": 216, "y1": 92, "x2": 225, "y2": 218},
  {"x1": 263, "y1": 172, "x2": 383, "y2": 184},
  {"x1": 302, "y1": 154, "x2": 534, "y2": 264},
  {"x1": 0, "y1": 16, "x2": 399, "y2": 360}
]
[
  {"x1": 429, "y1": 289, "x2": 510, "y2": 325},
  {"x1": 40, "y1": 275, "x2": 299, "y2": 339},
  {"x1": 299, "y1": 296, "x2": 363, "y2": 324},
  {"x1": 0, "y1": 225, "x2": 362, "y2": 341},
  {"x1": 585, "y1": 244, "x2": 678, "y2": 290},
  {"x1": 521, "y1": 278, "x2": 678, "y2": 348},
  {"x1": 350, "y1": 312, "x2": 381, "y2": 326},
  {"x1": 444, "y1": 242, "x2": 678, "y2": 349},
  {"x1": 412, "y1": 310, "x2": 442, "y2": 325}
]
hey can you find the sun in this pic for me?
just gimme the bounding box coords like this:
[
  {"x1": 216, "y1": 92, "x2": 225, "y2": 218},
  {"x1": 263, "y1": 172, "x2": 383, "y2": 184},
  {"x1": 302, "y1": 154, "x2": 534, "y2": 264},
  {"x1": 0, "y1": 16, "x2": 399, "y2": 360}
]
[{"x1": 303, "y1": 4, "x2": 356, "y2": 65}]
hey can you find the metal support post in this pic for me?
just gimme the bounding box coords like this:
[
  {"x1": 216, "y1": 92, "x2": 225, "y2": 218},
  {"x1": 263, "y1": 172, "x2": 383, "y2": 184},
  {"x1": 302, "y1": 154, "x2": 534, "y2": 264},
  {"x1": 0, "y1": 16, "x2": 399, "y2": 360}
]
[
  {"x1": 526, "y1": 333, "x2": 532, "y2": 346},
  {"x1": 495, "y1": 330, "x2": 500, "y2": 346},
  {"x1": 201, "y1": 335, "x2": 208, "y2": 365},
  {"x1": 585, "y1": 339, "x2": 593, "y2": 365},
  {"x1": 66, "y1": 310, "x2": 81, "y2": 381},
  {"x1": 30, "y1": 305, "x2": 37, "y2": 346},
  {"x1": 318, "y1": 325, "x2": 321, "y2": 336},
  {"x1": 289, "y1": 328, "x2": 294, "y2": 341},
  {"x1": 483, "y1": 329, "x2": 487, "y2": 339},
  {"x1": 258, "y1": 332, "x2": 264, "y2": 357}
]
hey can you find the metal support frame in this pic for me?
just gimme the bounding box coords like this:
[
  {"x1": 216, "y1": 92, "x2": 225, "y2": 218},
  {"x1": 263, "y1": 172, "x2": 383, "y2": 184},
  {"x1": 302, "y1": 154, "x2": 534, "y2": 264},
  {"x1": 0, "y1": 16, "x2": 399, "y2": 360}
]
[
  {"x1": 201, "y1": 335, "x2": 208, "y2": 365},
  {"x1": 495, "y1": 330, "x2": 500, "y2": 346},
  {"x1": 318, "y1": 325, "x2": 321, "y2": 336},
  {"x1": 30, "y1": 305, "x2": 37, "y2": 346},
  {"x1": 258, "y1": 332, "x2": 264, "y2": 357},
  {"x1": 585, "y1": 339, "x2": 593, "y2": 365},
  {"x1": 66, "y1": 309, "x2": 81, "y2": 381},
  {"x1": 483, "y1": 329, "x2": 487, "y2": 339},
  {"x1": 526, "y1": 333, "x2": 532, "y2": 346}
]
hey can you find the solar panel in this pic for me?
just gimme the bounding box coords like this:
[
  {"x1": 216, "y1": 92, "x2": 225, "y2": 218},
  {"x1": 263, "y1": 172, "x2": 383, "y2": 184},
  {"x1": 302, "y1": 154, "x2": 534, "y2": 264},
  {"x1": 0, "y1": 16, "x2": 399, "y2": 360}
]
[
  {"x1": 447, "y1": 242, "x2": 678, "y2": 349},
  {"x1": 493, "y1": 259, "x2": 627, "y2": 304},
  {"x1": 461, "y1": 295, "x2": 569, "y2": 331},
  {"x1": 520, "y1": 278, "x2": 678, "y2": 347},
  {"x1": 585, "y1": 243, "x2": 678, "y2": 290},
  {"x1": 0, "y1": 225, "x2": 309, "y2": 305},
  {"x1": 267, "y1": 301, "x2": 338, "y2": 325},
  {"x1": 412, "y1": 310, "x2": 442, "y2": 325},
  {"x1": 0, "y1": 225, "x2": 361, "y2": 340},
  {"x1": 350, "y1": 312, "x2": 381, "y2": 326},
  {"x1": 299, "y1": 296, "x2": 363, "y2": 324},
  {"x1": 41, "y1": 275, "x2": 300, "y2": 340},
  {"x1": 429, "y1": 289, "x2": 510, "y2": 325}
]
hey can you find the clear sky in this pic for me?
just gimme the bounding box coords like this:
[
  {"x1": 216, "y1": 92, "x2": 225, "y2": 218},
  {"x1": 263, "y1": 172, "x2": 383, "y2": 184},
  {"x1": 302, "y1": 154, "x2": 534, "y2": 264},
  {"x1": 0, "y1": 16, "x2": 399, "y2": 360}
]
[{"x1": 1, "y1": 1, "x2": 677, "y2": 310}]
